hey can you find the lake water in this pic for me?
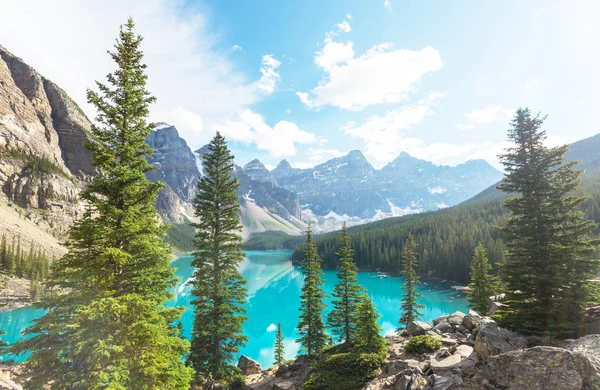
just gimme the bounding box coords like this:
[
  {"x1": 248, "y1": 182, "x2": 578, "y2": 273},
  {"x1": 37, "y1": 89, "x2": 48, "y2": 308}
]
[{"x1": 0, "y1": 250, "x2": 469, "y2": 367}]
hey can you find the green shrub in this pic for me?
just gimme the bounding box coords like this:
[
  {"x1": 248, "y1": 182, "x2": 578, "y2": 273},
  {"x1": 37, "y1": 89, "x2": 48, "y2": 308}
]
[
  {"x1": 303, "y1": 350, "x2": 385, "y2": 390},
  {"x1": 228, "y1": 373, "x2": 246, "y2": 389},
  {"x1": 404, "y1": 335, "x2": 442, "y2": 354}
]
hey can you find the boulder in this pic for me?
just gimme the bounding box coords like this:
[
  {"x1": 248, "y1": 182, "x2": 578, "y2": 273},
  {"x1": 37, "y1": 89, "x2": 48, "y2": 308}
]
[
  {"x1": 474, "y1": 318, "x2": 527, "y2": 359},
  {"x1": 567, "y1": 335, "x2": 600, "y2": 375},
  {"x1": 463, "y1": 346, "x2": 600, "y2": 390},
  {"x1": 433, "y1": 321, "x2": 455, "y2": 335},
  {"x1": 395, "y1": 371, "x2": 427, "y2": 390},
  {"x1": 447, "y1": 312, "x2": 466, "y2": 327},
  {"x1": 462, "y1": 310, "x2": 482, "y2": 331},
  {"x1": 237, "y1": 355, "x2": 262, "y2": 375},
  {"x1": 429, "y1": 354, "x2": 462, "y2": 374},
  {"x1": 407, "y1": 321, "x2": 433, "y2": 336},
  {"x1": 273, "y1": 380, "x2": 295, "y2": 390},
  {"x1": 433, "y1": 315, "x2": 449, "y2": 326},
  {"x1": 431, "y1": 373, "x2": 464, "y2": 390}
]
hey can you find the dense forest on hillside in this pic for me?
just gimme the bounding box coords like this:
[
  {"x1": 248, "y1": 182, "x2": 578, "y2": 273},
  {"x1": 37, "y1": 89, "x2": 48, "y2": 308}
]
[{"x1": 289, "y1": 188, "x2": 600, "y2": 284}]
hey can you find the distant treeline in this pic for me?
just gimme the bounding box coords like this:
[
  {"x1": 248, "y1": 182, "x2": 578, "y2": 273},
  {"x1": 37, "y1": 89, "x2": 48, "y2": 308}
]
[
  {"x1": 244, "y1": 230, "x2": 304, "y2": 250},
  {"x1": 288, "y1": 189, "x2": 600, "y2": 284},
  {"x1": 0, "y1": 234, "x2": 51, "y2": 299}
]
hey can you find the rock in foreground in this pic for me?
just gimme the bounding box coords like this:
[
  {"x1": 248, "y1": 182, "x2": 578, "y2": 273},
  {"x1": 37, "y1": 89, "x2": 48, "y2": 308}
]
[{"x1": 463, "y1": 346, "x2": 600, "y2": 390}]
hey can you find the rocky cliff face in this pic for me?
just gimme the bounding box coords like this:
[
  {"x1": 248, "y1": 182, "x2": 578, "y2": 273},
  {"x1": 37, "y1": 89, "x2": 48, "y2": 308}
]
[{"x1": 0, "y1": 45, "x2": 90, "y2": 242}]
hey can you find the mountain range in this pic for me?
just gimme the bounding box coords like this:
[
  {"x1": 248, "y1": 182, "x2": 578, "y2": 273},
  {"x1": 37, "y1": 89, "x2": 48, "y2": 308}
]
[{"x1": 0, "y1": 44, "x2": 506, "y2": 254}]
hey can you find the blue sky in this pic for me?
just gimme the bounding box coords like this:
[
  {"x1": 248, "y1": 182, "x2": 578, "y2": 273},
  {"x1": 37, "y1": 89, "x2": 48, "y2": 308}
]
[{"x1": 2, "y1": 0, "x2": 599, "y2": 170}]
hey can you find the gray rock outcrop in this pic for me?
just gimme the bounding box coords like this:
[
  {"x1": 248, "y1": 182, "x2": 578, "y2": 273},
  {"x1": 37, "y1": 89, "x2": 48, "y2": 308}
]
[
  {"x1": 474, "y1": 318, "x2": 527, "y2": 359},
  {"x1": 463, "y1": 346, "x2": 600, "y2": 390}
]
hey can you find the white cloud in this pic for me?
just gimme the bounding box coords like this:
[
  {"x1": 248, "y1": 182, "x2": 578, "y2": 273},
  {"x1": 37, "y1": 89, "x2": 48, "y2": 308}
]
[
  {"x1": 315, "y1": 41, "x2": 355, "y2": 71},
  {"x1": 524, "y1": 78, "x2": 543, "y2": 96},
  {"x1": 0, "y1": 0, "x2": 277, "y2": 149},
  {"x1": 298, "y1": 44, "x2": 444, "y2": 111},
  {"x1": 384, "y1": 0, "x2": 392, "y2": 12},
  {"x1": 231, "y1": 44, "x2": 243, "y2": 52},
  {"x1": 215, "y1": 109, "x2": 316, "y2": 157},
  {"x1": 254, "y1": 54, "x2": 281, "y2": 94},
  {"x1": 336, "y1": 20, "x2": 352, "y2": 34},
  {"x1": 266, "y1": 323, "x2": 277, "y2": 332},
  {"x1": 292, "y1": 148, "x2": 346, "y2": 169},
  {"x1": 343, "y1": 92, "x2": 446, "y2": 165},
  {"x1": 455, "y1": 105, "x2": 514, "y2": 131}
]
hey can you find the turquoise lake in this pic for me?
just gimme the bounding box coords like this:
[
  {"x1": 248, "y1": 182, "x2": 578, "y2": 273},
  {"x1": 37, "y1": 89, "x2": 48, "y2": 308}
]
[{"x1": 0, "y1": 250, "x2": 469, "y2": 367}]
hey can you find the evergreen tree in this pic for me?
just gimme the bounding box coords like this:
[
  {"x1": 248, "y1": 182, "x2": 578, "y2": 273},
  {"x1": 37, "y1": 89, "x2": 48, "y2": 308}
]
[
  {"x1": 398, "y1": 234, "x2": 425, "y2": 335},
  {"x1": 11, "y1": 18, "x2": 193, "y2": 389},
  {"x1": 188, "y1": 132, "x2": 248, "y2": 382},
  {"x1": 273, "y1": 323, "x2": 285, "y2": 365},
  {"x1": 355, "y1": 293, "x2": 385, "y2": 353},
  {"x1": 0, "y1": 234, "x2": 7, "y2": 271},
  {"x1": 297, "y1": 222, "x2": 327, "y2": 360},
  {"x1": 468, "y1": 244, "x2": 499, "y2": 315},
  {"x1": 7, "y1": 238, "x2": 15, "y2": 275},
  {"x1": 496, "y1": 108, "x2": 600, "y2": 338},
  {"x1": 327, "y1": 223, "x2": 362, "y2": 347}
]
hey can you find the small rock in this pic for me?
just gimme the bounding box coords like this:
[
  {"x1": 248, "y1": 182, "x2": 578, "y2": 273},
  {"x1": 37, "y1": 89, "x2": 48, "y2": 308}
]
[
  {"x1": 275, "y1": 364, "x2": 289, "y2": 377},
  {"x1": 395, "y1": 372, "x2": 427, "y2": 390},
  {"x1": 433, "y1": 315, "x2": 449, "y2": 326},
  {"x1": 237, "y1": 355, "x2": 262, "y2": 375},
  {"x1": 431, "y1": 373, "x2": 464, "y2": 390},
  {"x1": 447, "y1": 312, "x2": 466, "y2": 327},
  {"x1": 454, "y1": 344, "x2": 475, "y2": 360},
  {"x1": 273, "y1": 380, "x2": 295, "y2": 390},
  {"x1": 433, "y1": 321, "x2": 455, "y2": 335},
  {"x1": 567, "y1": 334, "x2": 600, "y2": 375},
  {"x1": 462, "y1": 310, "x2": 482, "y2": 331},
  {"x1": 407, "y1": 321, "x2": 433, "y2": 336},
  {"x1": 440, "y1": 337, "x2": 458, "y2": 347},
  {"x1": 487, "y1": 301, "x2": 507, "y2": 316}
]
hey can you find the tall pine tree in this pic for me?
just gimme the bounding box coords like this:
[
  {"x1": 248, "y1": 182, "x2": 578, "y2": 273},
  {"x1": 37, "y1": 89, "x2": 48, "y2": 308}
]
[
  {"x1": 355, "y1": 293, "x2": 385, "y2": 354},
  {"x1": 327, "y1": 222, "x2": 362, "y2": 347},
  {"x1": 496, "y1": 108, "x2": 599, "y2": 338},
  {"x1": 11, "y1": 18, "x2": 193, "y2": 389},
  {"x1": 188, "y1": 132, "x2": 248, "y2": 382},
  {"x1": 468, "y1": 244, "x2": 498, "y2": 315},
  {"x1": 398, "y1": 234, "x2": 425, "y2": 336},
  {"x1": 273, "y1": 323, "x2": 285, "y2": 365},
  {"x1": 297, "y1": 222, "x2": 327, "y2": 360}
]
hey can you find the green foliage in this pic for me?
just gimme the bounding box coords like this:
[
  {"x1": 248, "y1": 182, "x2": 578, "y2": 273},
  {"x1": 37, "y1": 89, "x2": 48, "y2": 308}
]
[
  {"x1": 10, "y1": 19, "x2": 193, "y2": 389},
  {"x1": 399, "y1": 234, "x2": 425, "y2": 335},
  {"x1": 495, "y1": 108, "x2": 600, "y2": 339},
  {"x1": 274, "y1": 323, "x2": 285, "y2": 365},
  {"x1": 0, "y1": 234, "x2": 50, "y2": 299},
  {"x1": 355, "y1": 293, "x2": 386, "y2": 354},
  {"x1": 188, "y1": 132, "x2": 248, "y2": 382},
  {"x1": 0, "y1": 147, "x2": 70, "y2": 180},
  {"x1": 296, "y1": 223, "x2": 328, "y2": 360},
  {"x1": 165, "y1": 218, "x2": 196, "y2": 252},
  {"x1": 303, "y1": 349, "x2": 386, "y2": 390},
  {"x1": 468, "y1": 244, "x2": 499, "y2": 314},
  {"x1": 244, "y1": 231, "x2": 304, "y2": 250},
  {"x1": 327, "y1": 223, "x2": 362, "y2": 346},
  {"x1": 291, "y1": 180, "x2": 600, "y2": 286},
  {"x1": 404, "y1": 335, "x2": 442, "y2": 354}
]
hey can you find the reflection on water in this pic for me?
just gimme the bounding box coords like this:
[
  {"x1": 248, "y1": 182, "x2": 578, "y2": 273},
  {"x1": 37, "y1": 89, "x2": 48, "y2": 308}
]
[{"x1": 1, "y1": 250, "x2": 470, "y2": 367}]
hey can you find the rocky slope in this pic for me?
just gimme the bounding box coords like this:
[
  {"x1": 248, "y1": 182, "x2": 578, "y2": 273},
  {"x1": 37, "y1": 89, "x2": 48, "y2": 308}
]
[
  {"x1": 0, "y1": 45, "x2": 91, "y2": 247},
  {"x1": 243, "y1": 311, "x2": 600, "y2": 390}
]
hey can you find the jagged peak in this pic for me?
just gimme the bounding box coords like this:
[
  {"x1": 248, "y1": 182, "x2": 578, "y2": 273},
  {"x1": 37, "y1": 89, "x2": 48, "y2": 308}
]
[
  {"x1": 244, "y1": 159, "x2": 267, "y2": 170},
  {"x1": 275, "y1": 159, "x2": 293, "y2": 170},
  {"x1": 153, "y1": 122, "x2": 173, "y2": 130}
]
